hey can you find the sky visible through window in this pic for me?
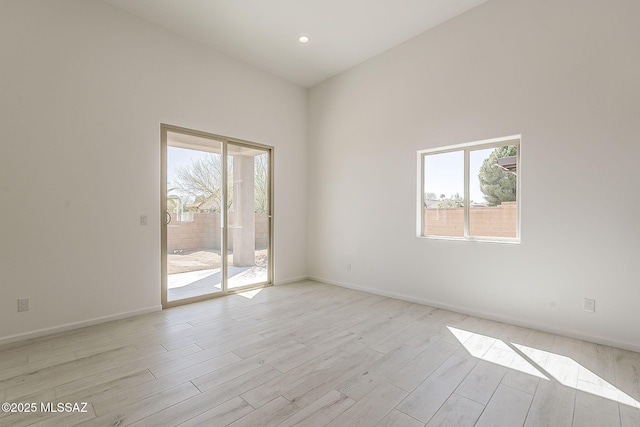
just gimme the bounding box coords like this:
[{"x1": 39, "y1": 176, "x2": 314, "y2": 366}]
[
  {"x1": 424, "y1": 147, "x2": 494, "y2": 204},
  {"x1": 167, "y1": 146, "x2": 211, "y2": 192}
]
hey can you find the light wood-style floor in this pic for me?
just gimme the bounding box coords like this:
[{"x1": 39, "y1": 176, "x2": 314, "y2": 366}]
[{"x1": 1, "y1": 281, "x2": 639, "y2": 426}]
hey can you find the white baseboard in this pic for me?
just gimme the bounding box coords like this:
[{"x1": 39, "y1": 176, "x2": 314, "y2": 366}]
[
  {"x1": 4, "y1": 278, "x2": 637, "y2": 354},
  {"x1": 308, "y1": 276, "x2": 640, "y2": 354},
  {"x1": 0, "y1": 305, "x2": 162, "y2": 348},
  {"x1": 274, "y1": 275, "x2": 311, "y2": 286},
  {"x1": 0, "y1": 278, "x2": 314, "y2": 347}
]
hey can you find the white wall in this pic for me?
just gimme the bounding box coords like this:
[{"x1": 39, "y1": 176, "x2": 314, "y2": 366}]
[
  {"x1": 0, "y1": 0, "x2": 307, "y2": 343},
  {"x1": 308, "y1": 0, "x2": 640, "y2": 351}
]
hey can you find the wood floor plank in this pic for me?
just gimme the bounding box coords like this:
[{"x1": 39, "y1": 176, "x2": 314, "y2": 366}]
[
  {"x1": 387, "y1": 339, "x2": 459, "y2": 392},
  {"x1": 156, "y1": 319, "x2": 243, "y2": 351},
  {"x1": 376, "y1": 409, "x2": 425, "y2": 427},
  {"x1": 404, "y1": 311, "x2": 467, "y2": 351},
  {"x1": 192, "y1": 331, "x2": 265, "y2": 352},
  {"x1": 59, "y1": 369, "x2": 156, "y2": 406},
  {"x1": 228, "y1": 396, "x2": 300, "y2": 427},
  {"x1": 0, "y1": 389, "x2": 58, "y2": 427},
  {"x1": 3, "y1": 346, "x2": 142, "y2": 400},
  {"x1": 326, "y1": 382, "x2": 407, "y2": 427},
  {"x1": 475, "y1": 383, "x2": 533, "y2": 427},
  {"x1": 27, "y1": 407, "x2": 97, "y2": 427},
  {"x1": 241, "y1": 349, "x2": 353, "y2": 409},
  {"x1": 0, "y1": 353, "x2": 27, "y2": 372},
  {"x1": 82, "y1": 382, "x2": 201, "y2": 427},
  {"x1": 4, "y1": 403, "x2": 97, "y2": 427},
  {"x1": 188, "y1": 354, "x2": 273, "y2": 393},
  {"x1": 499, "y1": 323, "x2": 534, "y2": 344},
  {"x1": 278, "y1": 389, "x2": 355, "y2": 427},
  {"x1": 619, "y1": 403, "x2": 640, "y2": 427},
  {"x1": 27, "y1": 348, "x2": 78, "y2": 365},
  {"x1": 292, "y1": 314, "x2": 366, "y2": 347},
  {"x1": 337, "y1": 345, "x2": 420, "y2": 400},
  {"x1": 580, "y1": 341, "x2": 616, "y2": 387},
  {"x1": 148, "y1": 345, "x2": 239, "y2": 378},
  {"x1": 424, "y1": 393, "x2": 484, "y2": 427},
  {"x1": 135, "y1": 366, "x2": 282, "y2": 425},
  {"x1": 613, "y1": 348, "x2": 640, "y2": 402},
  {"x1": 500, "y1": 369, "x2": 540, "y2": 395},
  {"x1": 177, "y1": 396, "x2": 254, "y2": 427},
  {"x1": 368, "y1": 311, "x2": 437, "y2": 354},
  {"x1": 337, "y1": 307, "x2": 428, "y2": 355},
  {"x1": 454, "y1": 360, "x2": 506, "y2": 405},
  {"x1": 573, "y1": 389, "x2": 621, "y2": 427},
  {"x1": 0, "y1": 281, "x2": 639, "y2": 427},
  {"x1": 282, "y1": 348, "x2": 384, "y2": 408},
  {"x1": 540, "y1": 336, "x2": 583, "y2": 390},
  {"x1": 192, "y1": 364, "x2": 281, "y2": 396},
  {"x1": 269, "y1": 330, "x2": 358, "y2": 373},
  {"x1": 232, "y1": 333, "x2": 302, "y2": 359},
  {"x1": 396, "y1": 355, "x2": 477, "y2": 423},
  {"x1": 128, "y1": 387, "x2": 240, "y2": 426},
  {"x1": 524, "y1": 380, "x2": 575, "y2": 426},
  {"x1": 54, "y1": 343, "x2": 202, "y2": 398},
  {"x1": 0, "y1": 346, "x2": 128, "y2": 383},
  {"x1": 90, "y1": 352, "x2": 239, "y2": 416},
  {"x1": 241, "y1": 339, "x2": 307, "y2": 366}
]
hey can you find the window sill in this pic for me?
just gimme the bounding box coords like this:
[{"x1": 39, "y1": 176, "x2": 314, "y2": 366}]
[{"x1": 418, "y1": 235, "x2": 520, "y2": 245}]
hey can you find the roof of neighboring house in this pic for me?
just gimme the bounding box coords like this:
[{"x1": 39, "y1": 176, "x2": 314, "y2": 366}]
[{"x1": 495, "y1": 156, "x2": 517, "y2": 174}]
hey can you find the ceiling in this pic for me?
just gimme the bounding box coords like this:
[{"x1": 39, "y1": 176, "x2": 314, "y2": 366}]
[{"x1": 101, "y1": 0, "x2": 489, "y2": 88}]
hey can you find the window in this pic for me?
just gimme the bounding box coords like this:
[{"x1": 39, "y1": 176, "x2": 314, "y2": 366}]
[{"x1": 418, "y1": 135, "x2": 520, "y2": 242}]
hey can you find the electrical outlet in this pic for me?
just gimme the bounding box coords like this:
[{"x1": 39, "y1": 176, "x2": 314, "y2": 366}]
[
  {"x1": 584, "y1": 298, "x2": 595, "y2": 313},
  {"x1": 17, "y1": 298, "x2": 29, "y2": 312},
  {"x1": 140, "y1": 215, "x2": 148, "y2": 226}
]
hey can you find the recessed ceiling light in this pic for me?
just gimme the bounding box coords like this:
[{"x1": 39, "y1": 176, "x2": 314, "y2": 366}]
[{"x1": 298, "y1": 36, "x2": 310, "y2": 44}]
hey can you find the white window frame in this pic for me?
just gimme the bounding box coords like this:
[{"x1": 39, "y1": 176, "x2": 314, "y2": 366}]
[{"x1": 417, "y1": 135, "x2": 521, "y2": 244}]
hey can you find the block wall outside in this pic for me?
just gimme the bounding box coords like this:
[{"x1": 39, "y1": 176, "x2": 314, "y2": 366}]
[
  {"x1": 167, "y1": 212, "x2": 269, "y2": 253},
  {"x1": 424, "y1": 202, "x2": 517, "y2": 238}
]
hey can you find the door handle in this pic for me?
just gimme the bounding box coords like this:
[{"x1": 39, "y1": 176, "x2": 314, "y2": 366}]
[{"x1": 165, "y1": 211, "x2": 172, "y2": 225}]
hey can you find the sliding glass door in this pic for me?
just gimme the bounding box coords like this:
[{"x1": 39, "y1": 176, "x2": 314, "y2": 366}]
[
  {"x1": 225, "y1": 142, "x2": 271, "y2": 290},
  {"x1": 161, "y1": 125, "x2": 272, "y2": 307}
]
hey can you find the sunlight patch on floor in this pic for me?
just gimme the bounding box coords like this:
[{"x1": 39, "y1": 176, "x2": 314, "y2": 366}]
[
  {"x1": 237, "y1": 288, "x2": 263, "y2": 299},
  {"x1": 515, "y1": 343, "x2": 640, "y2": 409},
  {"x1": 448, "y1": 326, "x2": 640, "y2": 408},
  {"x1": 447, "y1": 326, "x2": 547, "y2": 379}
]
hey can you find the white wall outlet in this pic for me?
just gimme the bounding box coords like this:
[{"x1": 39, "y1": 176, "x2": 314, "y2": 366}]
[
  {"x1": 18, "y1": 298, "x2": 29, "y2": 312},
  {"x1": 584, "y1": 298, "x2": 595, "y2": 313},
  {"x1": 140, "y1": 215, "x2": 148, "y2": 226}
]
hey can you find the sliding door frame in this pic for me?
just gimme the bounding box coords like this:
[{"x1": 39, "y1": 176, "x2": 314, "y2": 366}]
[{"x1": 161, "y1": 123, "x2": 274, "y2": 309}]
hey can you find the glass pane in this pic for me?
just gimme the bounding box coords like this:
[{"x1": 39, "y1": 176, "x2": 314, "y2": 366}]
[
  {"x1": 226, "y1": 145, "x2": 270, "y2": 289},
  {"x1": 424, "y1": 150, "x2": 464, "y2": 237},
  {"x1": 469, "y1": 145, "x2": 517, "y2": 238},
  {"x1": 166, "y1": 137, "x2": 224, "y2": 302}
]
